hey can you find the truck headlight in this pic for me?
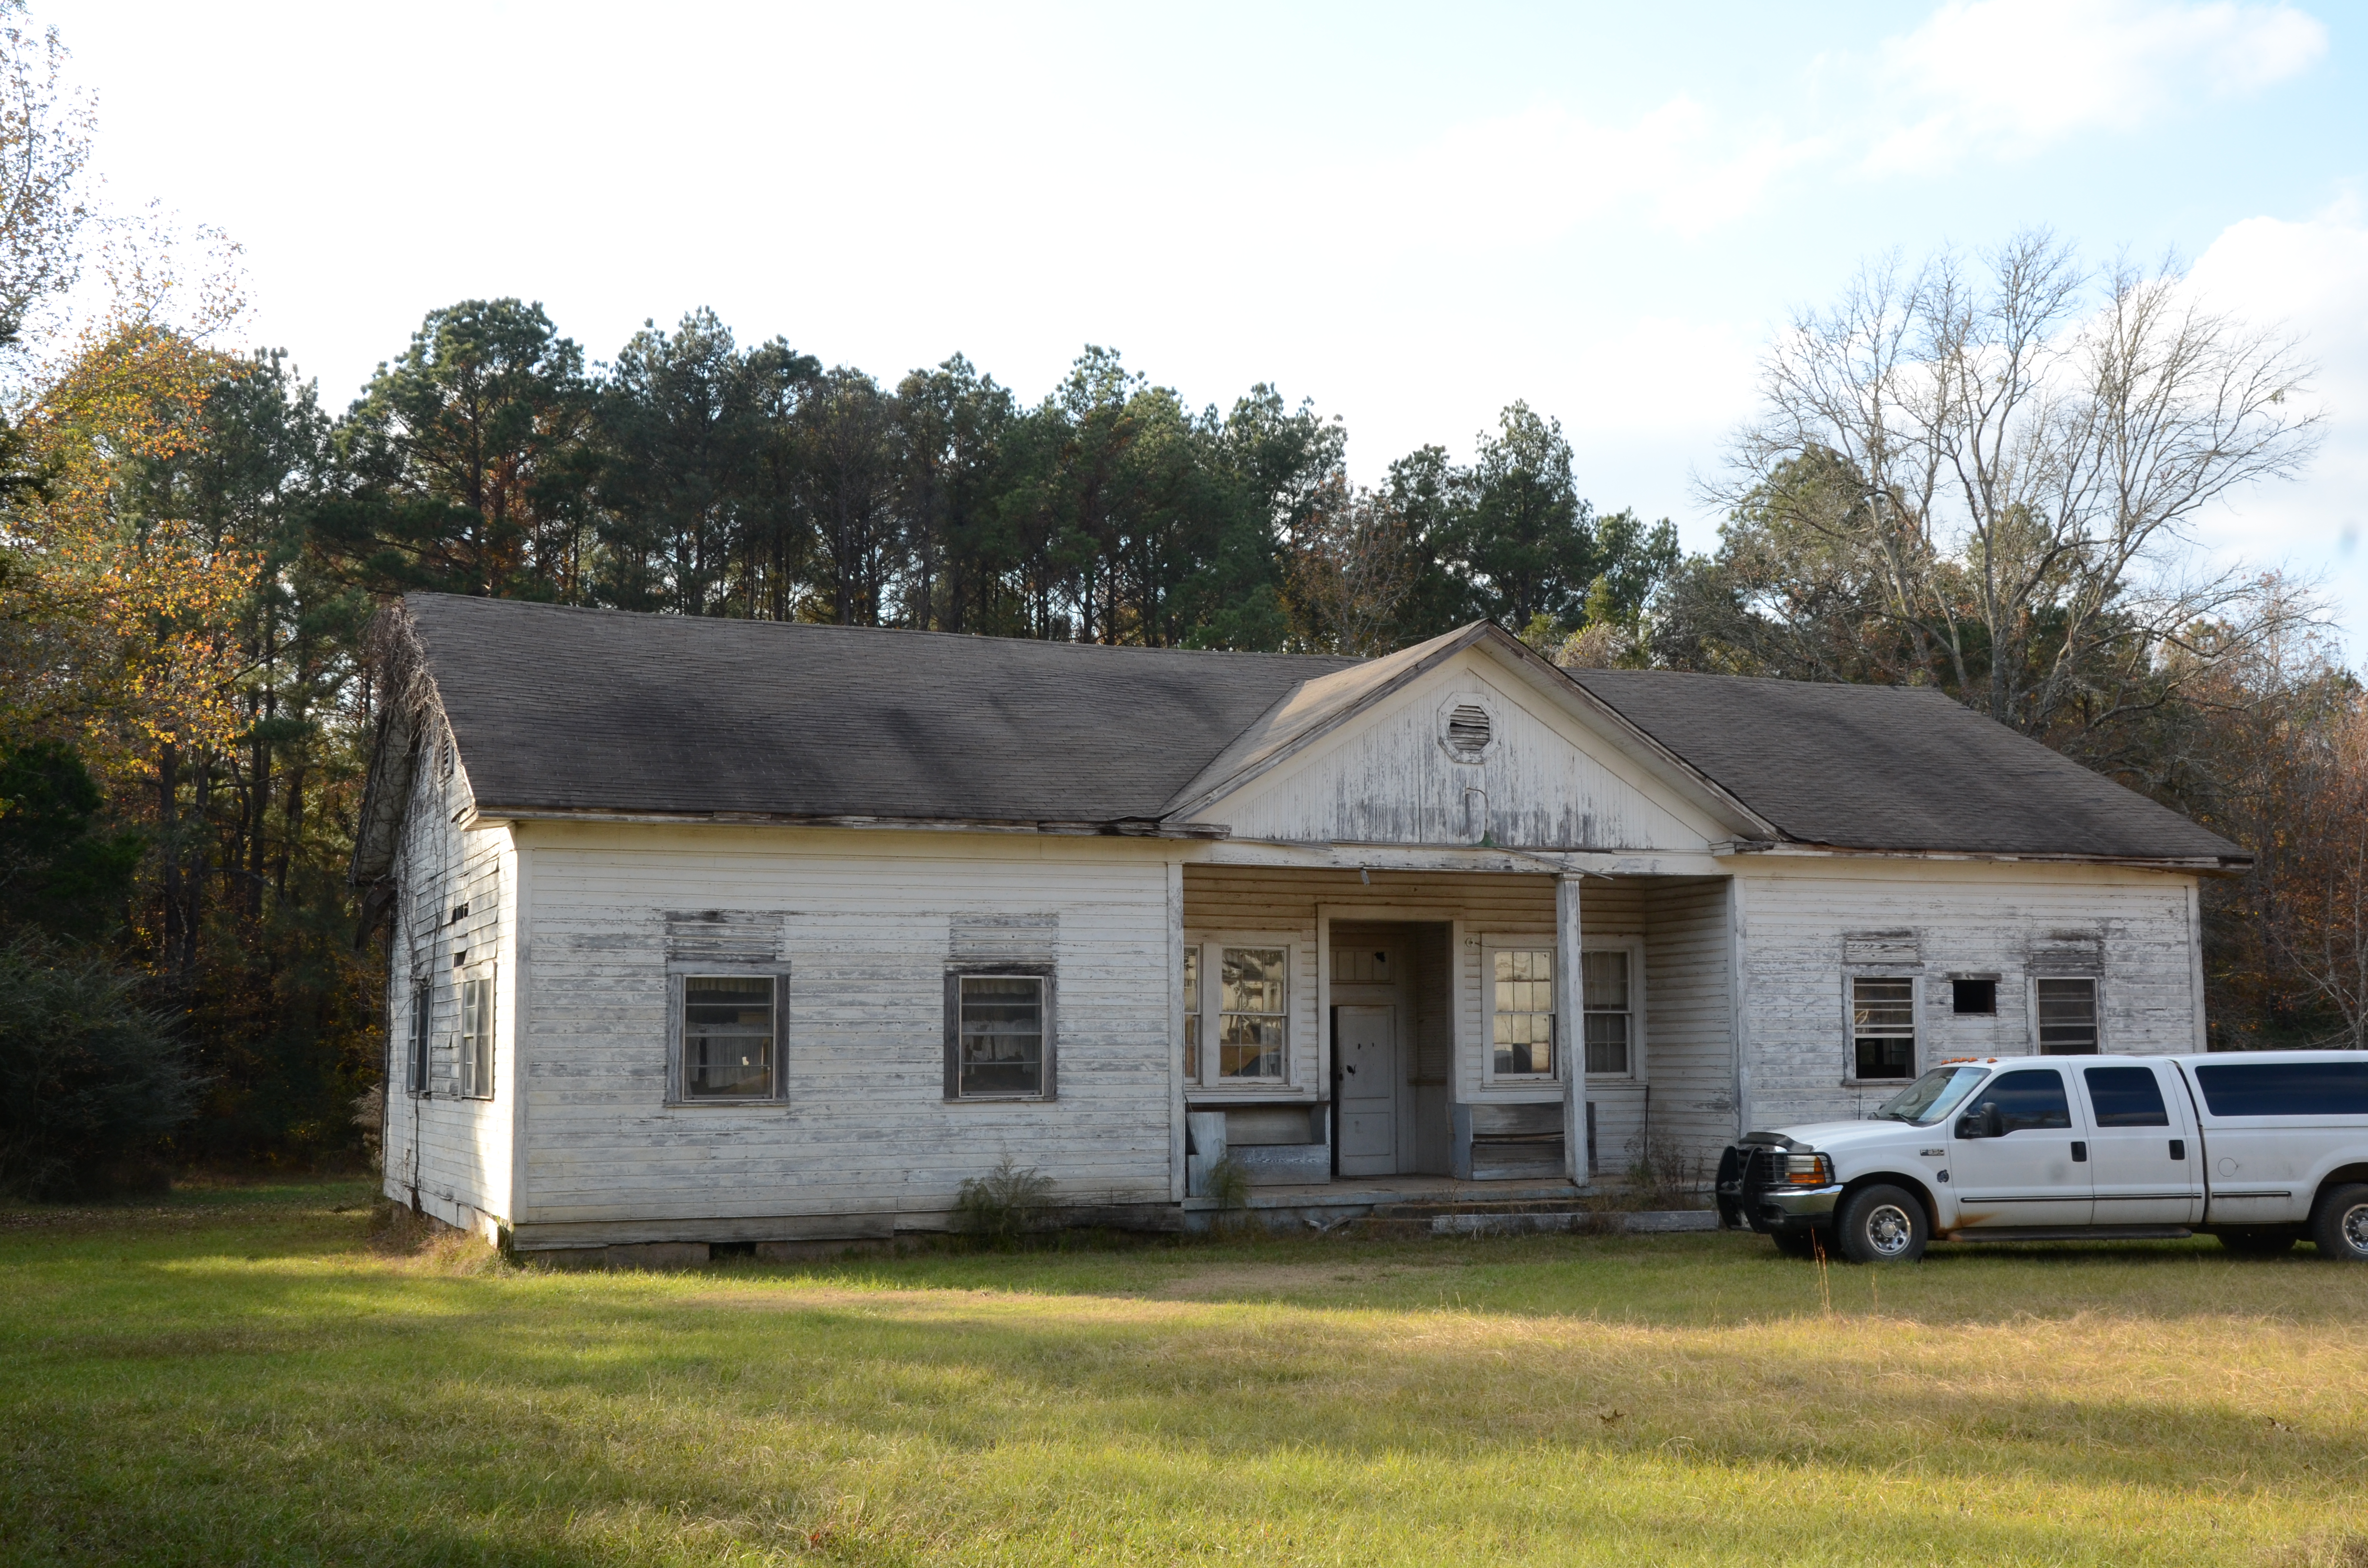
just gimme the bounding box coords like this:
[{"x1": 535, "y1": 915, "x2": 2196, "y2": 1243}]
[{"x1": 1781, "y1": 1153, "x2": 1834, "y2": 1186}]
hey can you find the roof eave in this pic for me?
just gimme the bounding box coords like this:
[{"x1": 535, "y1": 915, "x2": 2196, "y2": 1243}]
[
  {"x1": 1719, "y1": 839, "x2": 2251, "y2": 875},
  {"x1": 467, "y1": 804, "x2": 1232, "y2": 840}
]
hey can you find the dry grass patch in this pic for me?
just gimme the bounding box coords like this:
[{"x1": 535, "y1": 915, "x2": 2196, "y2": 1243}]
[{"x1": 4, "y1": 1178, "x2": 2368, "y2": 1565}]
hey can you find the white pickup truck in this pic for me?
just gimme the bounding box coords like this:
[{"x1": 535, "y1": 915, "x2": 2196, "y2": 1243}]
[{"x1": 1715, "y1": 1052, "x2": 2368, "y2": 1263}]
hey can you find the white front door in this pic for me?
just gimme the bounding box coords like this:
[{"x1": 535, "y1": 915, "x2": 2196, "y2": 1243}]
[
  {"x1": 1336, "y1": 1005, "x2": 1398, "y2": 1177},
  {"x1": 1949, "y1": 1065, "x2": 2095, "y2": 1229}
]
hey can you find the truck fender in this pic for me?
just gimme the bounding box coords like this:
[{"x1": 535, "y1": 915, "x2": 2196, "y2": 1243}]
[
  {"x1": 1838, "y1": 1171, "x2": 1941, "y2": 1234},
  {"x1": 2315, "y1": 1163, "x2": 2368, "y2": 1217}
]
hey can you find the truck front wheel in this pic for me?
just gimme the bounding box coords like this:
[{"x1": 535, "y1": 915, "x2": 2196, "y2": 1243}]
[
  {"x1": 1835, "y1": 1184, "x2": 1928, "y2": 1263},
  {"x1": 2310, "y1": 1184, "x2": 2368, "y2": 1262}
]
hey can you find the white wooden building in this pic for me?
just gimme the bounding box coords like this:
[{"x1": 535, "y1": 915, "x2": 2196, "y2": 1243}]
[{"x1": 352, "y1": 595, "x2": 2247, "y2": 1254}]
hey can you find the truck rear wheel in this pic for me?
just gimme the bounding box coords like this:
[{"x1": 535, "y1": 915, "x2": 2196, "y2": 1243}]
[
  {"x1": 1835, "y1": 1184, "x2": 1927, "y2": 1264},
  {"x1": 2310, "y1": 1184, "x2": 2368, "y2": 1262}
]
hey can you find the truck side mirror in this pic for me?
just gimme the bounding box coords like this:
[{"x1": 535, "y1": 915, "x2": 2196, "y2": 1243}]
[{"x1": 1957, "y1": 1102, "x2": 2003, "y2": 1139}]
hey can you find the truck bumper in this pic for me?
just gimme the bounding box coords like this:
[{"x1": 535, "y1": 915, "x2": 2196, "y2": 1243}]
[{"x1": 1746, "y1": 1185, "x2": 1843, "y2": 1231}]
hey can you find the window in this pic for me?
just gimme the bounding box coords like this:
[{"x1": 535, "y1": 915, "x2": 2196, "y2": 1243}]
[
  {"x1": 2084, "y1": 1066, "x2": 2169, "y2": 1127},
  {"x1": 407, "y1": 980, "x2": 431, "y2": 1095},
  {"x1": 1218, "y1": 948, "x2": 1287, "y2": 1080},
  {"x1": 1973, "y1": 1067, "x2": 2071, "y2": 1132},
  {"x1": 2193, "y1": 1061, "x2": 2368, "y2": 1118},
  {"x1": 682, "y1": 976, "x2": 777, "y2": 1099},
  {"x1": 1851, "y1": 977, "x2": 1915, "y2": 1080},
  {"x1": 1951, "y1": 978, "x2": 1997, "y2": 1015},
  {"x1": 1181, "y1": 945, "x2": 1199, "y2": 1081},
  {"x1": 950, "y1": 974, "x2": 1048, "y2": 1098},
  {"x1": 456, "y1": 974, "x2": 493, "y2": 1099},
  {"x1": 1180, "y1": 938, "x2": 1291, "y2": 1089},
  {"x1": 1489, "y1": 947, "x2": 1556, "y2": 1077},
  {"x1": 2036, "y1": 978, "x2": 2099, "y2": 1054},
  {"x1": 1584, "y1": 949, "x2": 1633, "y2": 1077}
]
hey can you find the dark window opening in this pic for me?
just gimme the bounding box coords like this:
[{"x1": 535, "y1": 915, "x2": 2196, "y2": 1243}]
[{"x1": 1951, "y1": 978, "x2": 1997, "y2": 1015}]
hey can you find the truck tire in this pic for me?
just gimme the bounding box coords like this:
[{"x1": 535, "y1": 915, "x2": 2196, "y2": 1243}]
[
  {"x1": 2216, "y1": 1230, "x2": 2297, "y2": 1257},
  {"x1": 2310, "y1": 1184, "x2": 2368, "y2": 1262},
  {"x1": 1768, "y1": 1228, "x2": 1821, "y2": 1259},
  {"x1": 1835, "y1": 1184, "x2": 1927, "y2": 1264}
]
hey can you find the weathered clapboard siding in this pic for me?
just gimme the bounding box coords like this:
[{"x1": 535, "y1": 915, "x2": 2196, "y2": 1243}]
[
  {"x1": 1192, "y1": 649, "x2": 1724, "y2": 852},
  {"x1": 513, "y1": 826, "x2": 1177, "y2": 1234},
  {"x1": 1642, "y1": 878, "x2": 1737, "y2": 1175},
  {"x1": 380, "y1": 739, "x2": 516, "y2": 1238},
  {"x1": 1732, "y1": 858, "x2": 2201, "y2": 1132}
]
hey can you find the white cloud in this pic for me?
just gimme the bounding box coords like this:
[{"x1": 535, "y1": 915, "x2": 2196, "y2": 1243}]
[
  {"x1": 1862, "y1": 0, "x2": 2327, "y2": 172},
  {"x1": 2184, "y1": 196, "x2": 2368, "y2": 656}
]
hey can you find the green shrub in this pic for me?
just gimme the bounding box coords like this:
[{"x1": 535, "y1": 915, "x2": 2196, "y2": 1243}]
[
  {"x1": 954, "y1": 1155, "x2": 1053, "y2": 1245},
  {"x1": 0, "y1": 934, "x2": 195, "y2": 1198}
]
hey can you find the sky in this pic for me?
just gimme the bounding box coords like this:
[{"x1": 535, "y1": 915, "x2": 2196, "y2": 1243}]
[{"x1": 53, "y1": 0, "x2": 2368, "y2": 657}]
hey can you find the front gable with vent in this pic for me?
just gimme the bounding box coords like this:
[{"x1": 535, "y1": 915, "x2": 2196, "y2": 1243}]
[{"x1": 1175, "y1": 645, "x2": 1746, "y2": 853}]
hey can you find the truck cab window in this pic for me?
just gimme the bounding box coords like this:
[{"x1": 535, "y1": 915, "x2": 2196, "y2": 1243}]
[
  {"x1": 2083, "y1": 1066, "x2": 2168, "y2": 1127},
  {"x1": 1972, "y1": 1068, "x2": 2071, "y2": 1133}
]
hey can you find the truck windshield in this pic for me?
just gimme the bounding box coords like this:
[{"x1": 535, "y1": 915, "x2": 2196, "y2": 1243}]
[{"x1": 1873, "y1": 1066, "x2": 1990, "y2": 1126}]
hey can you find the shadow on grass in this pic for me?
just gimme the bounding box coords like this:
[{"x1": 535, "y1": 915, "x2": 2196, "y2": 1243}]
[{"x1": 8, "y1": 1186, "x2": 2368, "y2": 1566}]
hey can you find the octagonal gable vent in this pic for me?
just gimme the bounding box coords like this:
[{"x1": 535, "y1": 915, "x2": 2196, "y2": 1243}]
[{"x1": 1445, "y1": 702, "x2": 1493, "y2": 760}]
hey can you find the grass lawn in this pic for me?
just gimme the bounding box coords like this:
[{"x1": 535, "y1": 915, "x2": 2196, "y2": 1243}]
[{"x1": 5, "y1": 1180, "x2": 2368, "y2": 1566}]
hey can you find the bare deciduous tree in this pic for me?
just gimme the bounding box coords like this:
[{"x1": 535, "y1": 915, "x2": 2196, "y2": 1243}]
[{"x1": 1713, "y1": 231, "x2": 2324, "y2": 744}]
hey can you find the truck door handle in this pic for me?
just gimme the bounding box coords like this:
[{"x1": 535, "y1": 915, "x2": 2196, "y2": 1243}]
[
  {"x1": 2071, "y1": 1141, "x2": 2087, "y2": 1162},
  {"x1": 2169, "y1": 1139, "x2": 2184, "y2": 1160}
]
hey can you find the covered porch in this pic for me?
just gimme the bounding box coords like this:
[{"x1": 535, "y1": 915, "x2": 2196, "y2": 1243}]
[{"x1": 1172, "y1": 861, "x2": 1738, "y2": 1200}]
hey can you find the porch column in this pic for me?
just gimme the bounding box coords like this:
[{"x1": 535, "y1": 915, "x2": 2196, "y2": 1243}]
[{"x1": 1557, "y1": 872, "x2": 1588, "y2": 1184}]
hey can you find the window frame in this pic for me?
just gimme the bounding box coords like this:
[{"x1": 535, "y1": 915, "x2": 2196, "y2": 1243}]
[
  {"x1": 2032, "y1": 975, "x2": 2102, "y2": 1055},
  {"x1": 942, "y1": 963, "x2": 1057, "y2": 1102},
  {"x1": 406, "y1": 978, "x2": 432, "y2": 1096},
  {"x1": 1581, "y1": 937, "x2": 1645, "y2": 1083},
  {"x1": 1469, "y1": 933, "x2": 1555, "y2": 1085},
  {"x1": 1846, "y1": 973, "x2": 1919, "y2": 1085},
  {"x1": 1179, "y1": 934, "x2": 1296, "y2": 1091},
  {"x1": 455, "y1": 966, "x2": 496, "y2": 1101},
  {"x1": 664, "y1": 965, "x2": 791, "y2": 1107}
]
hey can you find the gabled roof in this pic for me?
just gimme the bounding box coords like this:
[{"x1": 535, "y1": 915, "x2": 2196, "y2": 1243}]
[{"x1": 364, "y1": 593, "x2": 2248, "y2": 870}]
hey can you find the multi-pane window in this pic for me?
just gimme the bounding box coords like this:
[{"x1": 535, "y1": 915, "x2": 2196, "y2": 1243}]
[
  {"x1": 1218, "y1": 947, "x2": 1287, "y2": 1080},
  {"x1": 1584, "y1": 950, "x2": 1633, "y2": 1076},
  {"x1": 682, "y1": 976, "x2": 777, "y2": 1099},
  {"x1": 456, "y1": 974, "x2": 494, "y2": 1099},
  {"x1": 407, "y1": 980, "x2": 431, "y2": 1095},
  {"x1": 1851, "y1": 977, "x2": 1915, "y2": 1080},
  {"x1": 1490, "y1": 948, "x2": 1556, "y2": 1077},
  {"x1": 2036, "y1": 978, "x2": 2100, "y2": 1054},
  {"x1": 1181, "y1": 945, "x2": 1199, "y2": 1081},
  {"x1": 956, "y1": 975, "x2": 1046, "y2": 1097}
]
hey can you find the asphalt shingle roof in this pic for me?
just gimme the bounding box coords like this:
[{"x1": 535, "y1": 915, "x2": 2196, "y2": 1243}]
[
  {"x1": 402, "y1": 593, "x2": 2245, "y2": 864},
  {"x1": 1566, "y1": 667, "x2": 2244, "y2": 862},
  {"x1": 407, "y1": 593, "x2": 1357, "y2": 826}
]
